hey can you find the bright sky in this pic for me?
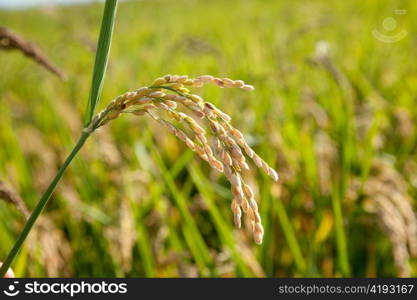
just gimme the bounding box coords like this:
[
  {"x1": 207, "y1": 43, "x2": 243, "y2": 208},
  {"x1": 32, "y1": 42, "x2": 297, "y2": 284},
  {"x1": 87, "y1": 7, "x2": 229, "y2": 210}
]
[{"x1": 0, "y1": 0, "x2": 103, "y2": 9}]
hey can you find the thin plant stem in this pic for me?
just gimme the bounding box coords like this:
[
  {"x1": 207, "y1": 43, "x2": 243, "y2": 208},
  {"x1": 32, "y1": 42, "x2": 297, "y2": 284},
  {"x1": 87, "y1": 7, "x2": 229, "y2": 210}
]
[
  {"x1": 274, "y1": 197, "x2": 306, "y2": 273},
  {"x1": 332, "y1": 187, "x2": 350, "y2": 276},
  {"x1": 0, "y1": 0, "x2": 118, "y2": 277},
  {"x1": 0, "y1": 132, "x2": 90, "y2": 277}
]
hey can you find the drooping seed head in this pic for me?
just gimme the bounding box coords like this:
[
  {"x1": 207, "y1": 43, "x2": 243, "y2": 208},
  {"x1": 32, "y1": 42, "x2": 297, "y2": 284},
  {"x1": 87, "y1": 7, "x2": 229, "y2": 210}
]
[
  {"x1": 192, "y1": 79, "x2": 204, "y2": 87},
  {"x1": 135, "y1": 87, "x2": 151, "y2": 97},
  {"x1": 152, "y1": 77, "x2": 167, "y2": 85},
  {"x1": 177, "y1": 75, "x2": 189, "y2": 83},
  {"x1": 149, "y1": 91, "x2": 165, "y2": 98},
  {"x1": 222, "y1": 78, "x2": 235, "y2": 87},
  {"x1": 198, "y1": 75, "x2": 214, "y2": 83},
  {"x1": 241, "y1": 84, "x2": 255, "y2": 91},
  {"x1": 164, "y1": 100, "x2": 178, "y2": 109},
  {"x1": 163, "y1": 94, "x2": 177, "y2": 100},
  {"x1": 189, "y1": 94, "x2": 204, "y2": 104},
  {"x1": 254, "y1": 223, "x2": 264, "y2": 244},
  {"x1": 233, "y1": 80, "x2": 245, "y2": 88},
  {"x1": 87, "y1": 74, "x2": 278, "y2": 244}
]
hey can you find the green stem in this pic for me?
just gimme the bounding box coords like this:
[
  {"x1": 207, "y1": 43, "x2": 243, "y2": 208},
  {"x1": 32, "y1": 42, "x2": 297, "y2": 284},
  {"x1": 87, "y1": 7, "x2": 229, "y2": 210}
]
[
  {"x1": 332, "y1": 188, "x2": 350, "y2": 276},
  {"x1": 1, "y1": 0, "x2": 118, "y2": 277},
  {"x1": 275, "y1": 198, "x2": 306, "y2": 273},
  {"x1": 0, "y1": 132, "x2": 90, "y2": 277}
]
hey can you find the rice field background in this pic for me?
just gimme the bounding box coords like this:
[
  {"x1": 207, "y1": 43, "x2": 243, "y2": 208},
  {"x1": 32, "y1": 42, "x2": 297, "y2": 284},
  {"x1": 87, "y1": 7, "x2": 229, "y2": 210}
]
[{"x1": 1, "y1": 0, "x2": 417, "y2": 277}]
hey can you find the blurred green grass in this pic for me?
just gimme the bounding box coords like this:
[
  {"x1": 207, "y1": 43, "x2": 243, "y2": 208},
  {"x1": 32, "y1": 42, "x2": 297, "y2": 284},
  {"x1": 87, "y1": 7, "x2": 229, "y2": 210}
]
[{"x1": 1, "y1": 0, "x2": 417, "y2": 277}]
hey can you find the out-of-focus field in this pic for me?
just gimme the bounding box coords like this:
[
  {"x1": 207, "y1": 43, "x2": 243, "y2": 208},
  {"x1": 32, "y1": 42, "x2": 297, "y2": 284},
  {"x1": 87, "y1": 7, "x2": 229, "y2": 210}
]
[{"x1": 1, "y1": 0, "x2": 417, "y2": 277}]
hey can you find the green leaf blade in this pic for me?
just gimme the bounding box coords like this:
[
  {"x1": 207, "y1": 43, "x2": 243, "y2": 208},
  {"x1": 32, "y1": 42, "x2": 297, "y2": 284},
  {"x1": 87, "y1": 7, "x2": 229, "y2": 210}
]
[{"x1": 84, "y1": 0, "x2": 118, "y2": 126}]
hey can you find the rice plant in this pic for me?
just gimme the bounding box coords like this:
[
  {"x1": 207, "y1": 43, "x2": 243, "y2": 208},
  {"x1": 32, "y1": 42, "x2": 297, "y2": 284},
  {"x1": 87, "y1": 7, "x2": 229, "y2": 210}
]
[
  {"x1": 1, "y1": 0, "x2": 417, "y2": 278},
  {"x1": 0, "y1": 0, "x2": 277, "y2": 277},
  {"x1": 0, "y1": 0, "x2": 119, "y2": 277}
]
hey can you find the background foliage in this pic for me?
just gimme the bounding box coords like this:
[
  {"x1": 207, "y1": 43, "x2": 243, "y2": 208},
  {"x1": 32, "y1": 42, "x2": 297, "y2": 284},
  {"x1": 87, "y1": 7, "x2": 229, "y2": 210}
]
[{"x1": 0, "y1": 0, "x2": 416, "y2": 277}]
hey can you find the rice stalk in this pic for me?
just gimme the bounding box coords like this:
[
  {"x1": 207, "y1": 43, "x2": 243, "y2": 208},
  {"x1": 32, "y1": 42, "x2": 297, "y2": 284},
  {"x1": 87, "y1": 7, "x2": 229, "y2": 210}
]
[
  {"x1": 0, "y1": 180, "x2": 29, "y2": 219},
  {"x1": 84, "y1": 75, "x2": 279, "y2": 244},
  {"x1": 362, "y1": 158, "x2": 417, "y2": 277},
  {"x1": 0, "y1": 26, "x2": 66, "y2": 80}
]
